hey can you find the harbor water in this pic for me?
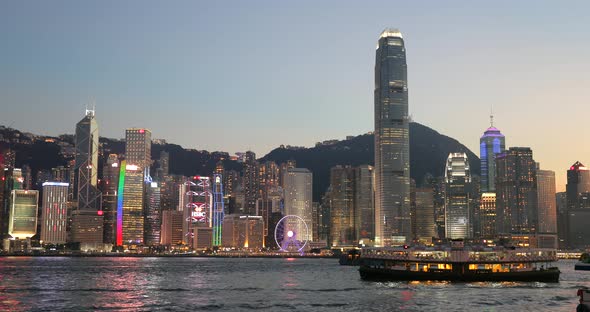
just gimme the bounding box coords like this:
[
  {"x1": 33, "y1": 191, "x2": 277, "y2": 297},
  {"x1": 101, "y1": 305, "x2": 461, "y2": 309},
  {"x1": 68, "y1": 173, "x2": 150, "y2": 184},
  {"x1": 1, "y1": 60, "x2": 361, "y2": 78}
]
[{"x1": 0, "y1": 257, "x2": 585, "y2": 311}]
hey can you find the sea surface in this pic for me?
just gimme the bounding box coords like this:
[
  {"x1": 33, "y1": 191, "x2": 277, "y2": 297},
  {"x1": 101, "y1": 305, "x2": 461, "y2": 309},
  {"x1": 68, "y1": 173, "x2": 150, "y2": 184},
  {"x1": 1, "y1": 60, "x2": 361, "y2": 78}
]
[{"x1": 0, "y1": 257, "x2": 586, "y2": 311}]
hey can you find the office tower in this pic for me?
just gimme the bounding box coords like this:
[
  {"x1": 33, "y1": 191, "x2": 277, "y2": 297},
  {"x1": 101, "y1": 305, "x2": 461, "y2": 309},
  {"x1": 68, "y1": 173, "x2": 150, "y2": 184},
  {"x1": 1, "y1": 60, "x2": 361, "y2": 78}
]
[
  {"x1": 117, "y1": 162, "x2": 145, "y2": 245},
  {"x1": 283, "y1": 168, "x2": 313, "y2": 242},
  {"x1": 444, "y1": 153, "x2": 472, "y2": 239},
  {"x1": 555, "y1": 192, "x2": 567, "y2": 248},
  {"x1": 159, "y1": 151, "x2": 169, "y2": 177},
  {"x1": 72, "y1": 109, "x2": 103, "y2": 246},
  {"x1": 125, "y1": 128, "x2": 152, "y2": 170},
  {"x1": 40, "y1": 182, "x2": 69, "y2": 244},
  {"x1": 414, "y1": 188, "x2": 435, "y2": 243},
  {"x1": 181, "y1": 176, "x2": 212, "y2": 248},
  {"x1": 101, "y1": 154, "x2": 119, "y2": 244},
  {"x1": 243, "y1": 151, "x2": 259, "y2": 216},
  {"x1": 495, "y1": 147, "x2": 538, "y2": 235},
  {"x1": 374, "y1": 29, "x2": 411, "y2": 246},
  {"x1": 480, "y1": 119, "x2": 506, "y2": 193},
  {"x1": 8, "y1": 190, "x2": 39, "y2": 239},
  {"x1": 536, "y1": 165, "x2": 557, "y2": 248},
  {"x1": 480, "y1": 193, "x2": 497, "y2": 238},
  {"x1": 356, "y1": 165, "x2": 375, "y2": 243},
  {"x1": 144, "y1": 182, "x2": 161, "y2": 245},
  {"x1": 566, "y1": 162, "x2": 590, "y2": 210},
  {"x1": 160, "y1": 210, "x2": 183, "y2": 245},
  {"x1": 21, "y1": 165, "x2": 32, "y2": 190},
  {"x1": 279, "y1": 160, "x2": 296, "y2": 188},
  {"x1": 212, "y1": 174, "x2": 225, "y2": 246},
  {"x1": 222, "y1": 215, "x2": 264, "y2": 249},
  {"x1": 329, "y1": 166, "x2": 355, "y2": 246},
  {"x1": 565, "y1": 162, "x2": 590, "y2": 248},
  {"x1": 74, "y1": 109, "x2": 101, "y2": 209},
  {"x1": 257, "y1": 161, "x2": 280, "y2": 247}
]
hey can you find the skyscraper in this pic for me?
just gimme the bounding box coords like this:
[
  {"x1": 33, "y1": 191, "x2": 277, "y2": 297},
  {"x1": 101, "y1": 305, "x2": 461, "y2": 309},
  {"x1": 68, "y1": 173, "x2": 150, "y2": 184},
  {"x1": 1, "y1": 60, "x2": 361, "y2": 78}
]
[
  {"x1": 101, "y1": 154, "x2": 119, "y2": 245},
  {"x1": 479, "y1": 193, "x2": 497, "y2": 238},
  {"x1": 329, "y1": 166, "x2": 355, "y2": 246},
  {"x1": 243, "y1": 151, "x2": 259, "y2": 216},
  {"x1": 117, "y1": 162, "x2": 145, "y2": 245},
  {"x1": 75, "y1": 109, "x2": 101, "y2": 210},
  {"x1": 374, "y1": 29, "x2": 410, "y2": 246},
  {"x1": 536, "y1": 166, "x2": 557, "y2": 234},
  {"x1": 8, "y1": 189, "x2": 38, "y2": 239},
  {"x1": 480, "y1": 117, "x2": 506, "y2": 193},
  {"x1": 444, "y1": 153, "x2": 472, "y2": 239},
  {"x1": 355, "y1": 165, "x2": 375, "y2": 243},
  {"x1": 125, "y1": 128, "x2": 152, "y2": 170},
  {"x1": 72, "y1": 109, "x2": 103, "y2": 247},
  {"x1": 144, "y1": 182, "x2": 161, "y2": 245},
  {"x1": 495, "y1": 147, "x2": 538, "y2": 235},
  {"x1": 41, "y1": 182, "x2": 69, "y2": 244},
  {"x1": 413, "y1": 187, "x2": 435, "y2": 243},
  {"x1": 283, "y1": 168, "x2": 313, "y2": 242},
  {"x1": 565, "y1": 161, "x2": 590, "y2": 248}
]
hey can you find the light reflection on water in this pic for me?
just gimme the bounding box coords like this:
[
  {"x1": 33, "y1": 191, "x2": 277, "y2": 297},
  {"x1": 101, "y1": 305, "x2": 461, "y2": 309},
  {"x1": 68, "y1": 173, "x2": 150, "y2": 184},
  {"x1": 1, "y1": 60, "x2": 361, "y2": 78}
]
[{"x1": 0, "y1": 257, "x2": 583, "y2": 311}]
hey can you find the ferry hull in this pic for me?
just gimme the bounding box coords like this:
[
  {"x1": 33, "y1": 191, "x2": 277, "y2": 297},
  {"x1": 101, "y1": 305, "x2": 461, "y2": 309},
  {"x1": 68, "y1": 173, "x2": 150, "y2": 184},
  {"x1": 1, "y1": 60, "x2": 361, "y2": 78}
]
[
  {"x1": 575, "y1": 262, "x2": 590, "y2": 271},
  {"x1": 359, "y1": 266, "x2": 560, "y2": 283}
]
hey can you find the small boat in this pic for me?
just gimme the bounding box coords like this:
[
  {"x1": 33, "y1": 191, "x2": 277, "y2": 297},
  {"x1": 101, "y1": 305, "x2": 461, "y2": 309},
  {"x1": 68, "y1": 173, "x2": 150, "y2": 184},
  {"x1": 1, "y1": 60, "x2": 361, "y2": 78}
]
[
  {"x1": 359, "y1": 242, "x2": 560, "y2": 283},
  {"x1": 575, "y1": 253, "x2": 590, "y2": 271}
]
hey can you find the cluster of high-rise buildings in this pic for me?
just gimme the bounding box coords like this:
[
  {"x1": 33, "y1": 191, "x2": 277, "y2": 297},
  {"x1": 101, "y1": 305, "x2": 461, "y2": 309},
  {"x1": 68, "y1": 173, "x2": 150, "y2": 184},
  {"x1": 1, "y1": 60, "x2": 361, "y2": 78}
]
[
  {"x1": 0, "y1": 109, "x2": 318, "y2": 252},
  {"x1": 0, "y1": 29, "x2": 587, "y2": 253}
]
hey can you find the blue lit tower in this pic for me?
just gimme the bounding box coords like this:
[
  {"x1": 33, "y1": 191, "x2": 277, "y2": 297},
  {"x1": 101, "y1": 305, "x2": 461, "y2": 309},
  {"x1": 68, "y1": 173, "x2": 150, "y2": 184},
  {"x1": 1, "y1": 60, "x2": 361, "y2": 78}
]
[
  {"x1": 374, "y1": 29, "x2": 411, "y2": 246},
  {"x1": 480, "y1": 114, "x2": 505, "y2": 192},
  {"x1": 212, "y1": 174, "x2": 224, "y2": 246}
]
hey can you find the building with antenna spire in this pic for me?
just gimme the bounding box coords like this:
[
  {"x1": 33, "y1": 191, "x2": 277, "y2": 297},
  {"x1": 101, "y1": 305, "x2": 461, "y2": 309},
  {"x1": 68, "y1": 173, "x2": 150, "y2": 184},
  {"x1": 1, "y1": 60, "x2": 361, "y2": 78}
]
[
  {"x1": 479, "y1": 112, "x2": 505, "y2": 193},
  {"x1": 71, "y1": 107, "x2": 104, "y2": 250}
]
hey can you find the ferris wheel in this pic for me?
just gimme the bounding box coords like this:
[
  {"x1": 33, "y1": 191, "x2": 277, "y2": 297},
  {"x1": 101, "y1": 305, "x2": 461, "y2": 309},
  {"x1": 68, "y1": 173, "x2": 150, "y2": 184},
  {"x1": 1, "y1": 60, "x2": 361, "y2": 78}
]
[{"x1": 274, "y1": 215, "x2": 309, "y2": 252}]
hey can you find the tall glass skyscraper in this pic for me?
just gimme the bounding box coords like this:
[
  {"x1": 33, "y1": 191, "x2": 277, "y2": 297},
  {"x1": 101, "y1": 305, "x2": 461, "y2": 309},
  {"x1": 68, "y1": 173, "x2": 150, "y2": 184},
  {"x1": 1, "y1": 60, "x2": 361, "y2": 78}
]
[
  {"x1": 479, "y1": 119, "x2": 505, "y2": 193},
  {"x1": 374, "y1": 29, "x2": 410, "y2": 246}
]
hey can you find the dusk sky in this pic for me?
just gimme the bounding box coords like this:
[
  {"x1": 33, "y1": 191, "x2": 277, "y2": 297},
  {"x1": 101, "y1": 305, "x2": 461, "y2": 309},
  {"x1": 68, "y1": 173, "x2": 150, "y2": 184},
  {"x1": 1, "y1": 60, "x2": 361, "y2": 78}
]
[{"x1": 2, "y1": 1, "x2": 589, "y2": 191}]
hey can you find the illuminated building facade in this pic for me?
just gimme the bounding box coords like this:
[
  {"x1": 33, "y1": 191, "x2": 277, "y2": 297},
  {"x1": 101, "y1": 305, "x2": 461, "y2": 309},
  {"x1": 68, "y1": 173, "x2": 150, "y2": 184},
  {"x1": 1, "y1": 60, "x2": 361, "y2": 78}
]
[
  {"x1": 480, "y1": 123, "x2": 505, "y2": 193},
  {"x1": 329, "y1": 165, "x2": 355, "y2": 246},
  {"x1": 101, "y1": 154, "x2": 119, "y2": 244},
  {"x1": 222, "y1": 214, "x2": 264, "y2": 249},
  {"x1": 374, "y1": 29, "x2": 411, "y2": 246},
  {"x1": 444, "y1": 153, "x2": 472, "y2": 239},
  {"x1": 212, "y1": 174, "x2": 224, "y2": 246},
  {"x1": 74, "y1": 109, "x2": 101, "y2": 211},
  {"x1": 125, "y1": 128, "x2": 152, "y2": 170},
  {"x1": 283, "y1": 168, "x2": 313, "y2": 242},
  {"x1": 243, "y1": 151, "x2": 259, "y2": 216},
  {"x1": 479, "y1": 193, "x2": 497, "y2": 238},
  {"x1": 414, "y1": 188, "x2": 435, "y2": 243},
  {"x1": 160, "y1": 210, "x2": 183, "y2": 245},
  {"x1": 144, "y1": 182, "x2": 161, "y2": 245},
  {"x1": 495, "y1": 147, "x2": 538, "y2": 235},
  {"x1": 8, "y1": 190, "x2": 39, "y2": 239},
  {"x1": 41, "y1": 182, "x2": 69, "y2": 244},
  {"x1": 72, "y1": 109, "x2": 103, "y2": 246},
  {"x1": 117, "y1": 162, "x2": 145, "y2": 245},
  {"x1": 181, "y1": 176, "x2": 211, "y2": 248},
  {"x1": 536, "y1": 166, "x2": 557, "y2": 248}
]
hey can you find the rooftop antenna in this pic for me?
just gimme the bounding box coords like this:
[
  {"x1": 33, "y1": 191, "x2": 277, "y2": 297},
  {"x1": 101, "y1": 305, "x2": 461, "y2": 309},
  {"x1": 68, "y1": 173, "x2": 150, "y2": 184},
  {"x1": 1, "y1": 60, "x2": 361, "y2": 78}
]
[
  {"x1": 490, "y1": 105, "x2": 494, "y2": 127},
  {"x1": 86, "y1": 97, "x2": 96, "y2": 117}
]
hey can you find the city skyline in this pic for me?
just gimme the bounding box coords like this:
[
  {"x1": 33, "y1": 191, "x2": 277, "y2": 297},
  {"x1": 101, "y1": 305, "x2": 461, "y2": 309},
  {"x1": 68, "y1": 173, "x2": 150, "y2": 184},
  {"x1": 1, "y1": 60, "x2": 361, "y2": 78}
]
[{"x1": 3, "y1": 1, "x2": 590, "y2": 192}]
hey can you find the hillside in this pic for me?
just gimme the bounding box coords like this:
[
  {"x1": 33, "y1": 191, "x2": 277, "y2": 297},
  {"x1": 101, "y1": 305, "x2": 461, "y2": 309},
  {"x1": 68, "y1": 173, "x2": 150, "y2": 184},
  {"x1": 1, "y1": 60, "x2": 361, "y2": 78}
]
[{"x1": 261, "y1": 122, "x2": 479, "y2": 201}]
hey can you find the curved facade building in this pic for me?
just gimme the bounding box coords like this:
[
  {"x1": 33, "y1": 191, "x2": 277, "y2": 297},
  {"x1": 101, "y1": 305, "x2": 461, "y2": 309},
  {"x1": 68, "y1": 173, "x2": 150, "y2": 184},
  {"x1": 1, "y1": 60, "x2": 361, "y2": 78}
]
[
  {"x1": 374, "y1": 29, "x2": 410, "y2": 246},
  {"x1": 444, "y1": 153, "x2": 472, "y2": 239}
]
